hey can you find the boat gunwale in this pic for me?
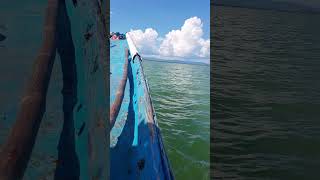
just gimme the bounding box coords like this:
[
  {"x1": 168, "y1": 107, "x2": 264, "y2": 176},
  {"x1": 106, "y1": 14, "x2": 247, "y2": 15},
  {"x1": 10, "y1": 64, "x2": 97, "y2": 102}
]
[{"x1": 126, "y1": 33, "x2": 175, "y2": 179}]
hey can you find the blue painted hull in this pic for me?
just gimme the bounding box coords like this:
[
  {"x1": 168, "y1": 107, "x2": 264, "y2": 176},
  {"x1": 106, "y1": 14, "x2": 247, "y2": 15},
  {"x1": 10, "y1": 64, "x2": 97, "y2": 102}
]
[{"x1": 110, "y1": 39, "x2": 174, "y2": 180}]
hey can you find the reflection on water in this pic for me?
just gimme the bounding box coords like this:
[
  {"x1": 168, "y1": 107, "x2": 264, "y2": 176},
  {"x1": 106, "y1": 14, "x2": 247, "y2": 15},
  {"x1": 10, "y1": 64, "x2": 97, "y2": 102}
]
[{"x1": 143, "y1": 60, "x2": 210, "y2": 180}]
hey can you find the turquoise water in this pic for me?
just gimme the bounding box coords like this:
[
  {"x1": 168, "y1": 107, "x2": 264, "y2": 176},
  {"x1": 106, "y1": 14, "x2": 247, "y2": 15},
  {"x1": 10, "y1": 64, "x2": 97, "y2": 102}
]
[{"x1": 143, "y1": 60, "x2": 210, "y2": 179}]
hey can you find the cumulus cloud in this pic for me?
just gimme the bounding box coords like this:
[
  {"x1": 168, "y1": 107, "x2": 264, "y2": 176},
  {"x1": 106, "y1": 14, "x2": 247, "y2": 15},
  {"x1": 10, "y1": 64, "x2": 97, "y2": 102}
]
[
  {"x1": 198, "y1": 39, "x2": 210, "y2": 58},
  {"x1": 128, "y1": 28, "x2": 160, "y2": 54},
  {"x1": 159, "y1": 17, "x2": 209, "y2": 58},
  {"x1": 128, "y1": 17, "x2": 210, "y2": 58}
]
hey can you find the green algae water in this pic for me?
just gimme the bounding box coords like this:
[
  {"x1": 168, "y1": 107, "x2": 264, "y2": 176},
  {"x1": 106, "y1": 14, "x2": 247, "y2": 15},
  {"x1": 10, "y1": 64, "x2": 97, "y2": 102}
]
[{"x1": 143, "y1": 59, "x2": 210, "y2": 180}]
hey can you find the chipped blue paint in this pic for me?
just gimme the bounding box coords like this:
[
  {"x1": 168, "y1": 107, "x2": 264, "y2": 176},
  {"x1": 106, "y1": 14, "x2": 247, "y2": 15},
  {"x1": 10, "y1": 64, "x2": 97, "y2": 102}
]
[
  {"x1": 66, "y1": 1, "x2": 109, "y2": 179},
  {"x1": 110, "y1": 39, "x2": 174, "y2": 180}
]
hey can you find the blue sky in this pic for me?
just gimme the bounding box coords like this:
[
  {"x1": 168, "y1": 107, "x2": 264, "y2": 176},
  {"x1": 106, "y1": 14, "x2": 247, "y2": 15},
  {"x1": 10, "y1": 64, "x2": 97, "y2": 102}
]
[
  {"x1": 111, "y1": 0, "x2": 210, "y2": 60},
  {"x1": 111, "y1": 0, "x2": 210, "y2": 39}
]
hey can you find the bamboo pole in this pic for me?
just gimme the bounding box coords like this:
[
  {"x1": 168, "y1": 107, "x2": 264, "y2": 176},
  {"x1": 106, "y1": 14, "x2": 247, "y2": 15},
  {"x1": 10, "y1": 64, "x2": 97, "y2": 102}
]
[{"x1": 110, "y1": 49, "x2": 129, "y2": 128}]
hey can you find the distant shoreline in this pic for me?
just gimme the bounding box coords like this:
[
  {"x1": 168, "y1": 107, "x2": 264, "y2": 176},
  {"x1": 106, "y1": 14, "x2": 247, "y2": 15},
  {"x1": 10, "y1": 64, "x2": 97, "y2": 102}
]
[{"x1": 143, "y1": 57, "x2": 209, "y2": 66}]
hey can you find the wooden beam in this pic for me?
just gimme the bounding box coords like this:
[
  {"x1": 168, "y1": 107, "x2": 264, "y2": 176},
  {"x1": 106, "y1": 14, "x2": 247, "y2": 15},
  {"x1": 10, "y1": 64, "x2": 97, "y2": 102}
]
[{"x1": 0, "y1": 0, "x2": 59, "y2": 179}]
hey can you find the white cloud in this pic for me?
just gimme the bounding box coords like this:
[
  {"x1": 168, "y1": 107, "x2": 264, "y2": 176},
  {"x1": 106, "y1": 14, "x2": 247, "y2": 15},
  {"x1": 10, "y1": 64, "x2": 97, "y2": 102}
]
[
  {"x1": 128, "y1": 17, "x2": 210, "y2": 59},
  {"x1": 128, "y1": 28, "x2": 159, "y2": 54},
  {"x1": 198, "y1": 39, "x2": 210, "y2": 58},
  {"x1": 159, "y1": 17, "x2": 208, "y2": 58}
]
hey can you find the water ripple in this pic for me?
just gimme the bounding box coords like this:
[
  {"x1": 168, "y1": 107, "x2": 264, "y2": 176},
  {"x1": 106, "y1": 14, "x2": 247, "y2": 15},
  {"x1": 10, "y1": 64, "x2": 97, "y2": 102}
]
[
  {"x1": 212, "y1": 6, "x2": 320, "y2": 180},
  {"x1": 144, "y1": 60, "x2": 210, "y2": 180}
]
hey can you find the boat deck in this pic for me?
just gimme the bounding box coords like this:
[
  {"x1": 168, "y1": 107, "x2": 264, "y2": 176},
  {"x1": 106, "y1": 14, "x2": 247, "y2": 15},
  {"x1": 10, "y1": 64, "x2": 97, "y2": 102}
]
[{"x1": 110, "y1": 39, "x2": 174, "y2": 179}]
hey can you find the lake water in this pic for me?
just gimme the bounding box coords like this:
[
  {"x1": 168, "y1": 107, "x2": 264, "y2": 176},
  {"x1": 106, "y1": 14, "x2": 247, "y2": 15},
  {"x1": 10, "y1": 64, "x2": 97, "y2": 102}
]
[
  {"x1": 212, "y1": 6, "x2": 320, "y2": 180},
  {"x1": 143, "y1": 59, "x2": 210, "y2": 180}
]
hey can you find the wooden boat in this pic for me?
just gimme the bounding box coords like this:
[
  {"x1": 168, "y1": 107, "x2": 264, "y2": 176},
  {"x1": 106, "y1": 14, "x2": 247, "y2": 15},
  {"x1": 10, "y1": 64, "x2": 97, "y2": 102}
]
[
  {"x1": 0, "y1": 0, "x2": 109, "y2": 179},
  {"x1": 110, "y1": 33, "x2": 174, "y2": 179}
]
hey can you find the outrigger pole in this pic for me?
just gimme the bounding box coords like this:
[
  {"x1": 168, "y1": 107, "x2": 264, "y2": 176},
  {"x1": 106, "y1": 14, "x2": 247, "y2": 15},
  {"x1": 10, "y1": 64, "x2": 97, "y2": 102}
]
[{"x1": 0, "y1": 0, "x2": 59, "y2": 179}]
